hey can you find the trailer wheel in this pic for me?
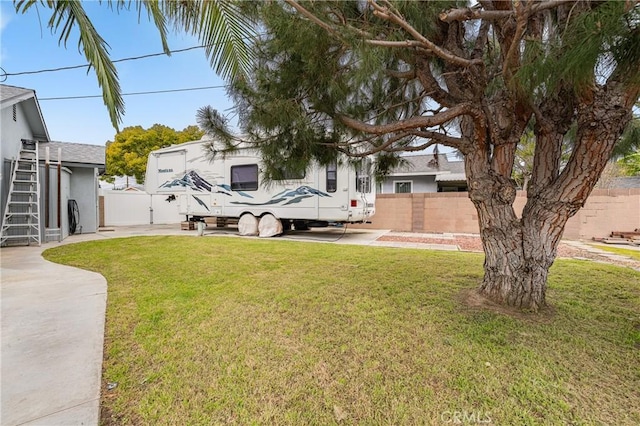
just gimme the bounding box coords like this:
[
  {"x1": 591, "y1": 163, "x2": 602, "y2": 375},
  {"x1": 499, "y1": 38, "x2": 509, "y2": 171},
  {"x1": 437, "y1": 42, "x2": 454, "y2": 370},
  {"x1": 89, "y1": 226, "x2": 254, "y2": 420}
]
[
  {"x1": 258, "y1": 214, "x2": 283, "y2": 238},
  {"x1": 238, "y1": 213, "x2": 259, "y2": 236}
]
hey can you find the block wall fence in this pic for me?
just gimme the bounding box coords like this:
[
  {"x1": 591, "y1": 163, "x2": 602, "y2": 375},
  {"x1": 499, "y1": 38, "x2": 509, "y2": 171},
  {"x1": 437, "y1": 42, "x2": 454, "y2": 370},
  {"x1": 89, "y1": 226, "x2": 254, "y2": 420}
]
[
  {"x1": 100, "y1": 188, "x2": 639, "y2": 240},
  {"x1": 353, "y1": 189, "x2": 640, "y2": 240}
]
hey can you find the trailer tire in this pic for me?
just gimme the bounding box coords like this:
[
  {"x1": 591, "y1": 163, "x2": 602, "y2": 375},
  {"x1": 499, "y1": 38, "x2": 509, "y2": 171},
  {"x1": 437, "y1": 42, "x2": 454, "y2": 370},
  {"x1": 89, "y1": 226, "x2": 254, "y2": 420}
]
[
  {"x1": 258, "y1": 214, "x2": 283, "y2": 238},
  {"x1": 238, "y1": 213, "x2": 259, "y2": 236}
]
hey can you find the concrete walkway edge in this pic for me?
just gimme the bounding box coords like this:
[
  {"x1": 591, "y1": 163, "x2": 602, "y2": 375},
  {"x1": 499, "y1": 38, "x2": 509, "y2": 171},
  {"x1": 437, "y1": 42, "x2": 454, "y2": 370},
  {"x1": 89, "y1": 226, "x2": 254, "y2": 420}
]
[{"x1": 1, "y1": 246, "x2": 107, "y2": 426}]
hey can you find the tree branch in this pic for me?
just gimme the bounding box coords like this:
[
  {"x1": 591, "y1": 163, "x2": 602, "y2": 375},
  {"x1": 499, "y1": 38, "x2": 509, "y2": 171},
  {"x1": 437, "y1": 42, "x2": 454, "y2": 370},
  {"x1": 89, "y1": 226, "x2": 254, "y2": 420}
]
[
  {"x1": 385, "y1": 68, "x2": 415, "y2": 79},
  {"x1": 338, "y1": 103, "x2": 473, "y2": 135},
  {"x1": 365, "y1": 39, "x2": 427, "y2": 49},
  {"x1": 283, "y1": 0, "x2": 341, "y2": 39},
  {"x1": 552, "y1": 81, "x2": 640, "y2": 204},
  {"x1": 409, "y1": 130, "x2": 464, "y2": 148},
  {"x1": 472, "y1": 19, "x2": 491, "y2": 60},
  {"x1": 333, "y1": 134, "x2": 437, "y2": 157},
  {"x1": 368, "y1": 0, "x2": 482, "y2": 68},
  {"x1": 502, "y1": 1, "x2": 530, "y2": 82},
  {"x1": 415, "y1": 57, "x2": 457, "y2": 107},
  {"x1": 439, "y1": 0, "x2": 576, "y2": 23}
]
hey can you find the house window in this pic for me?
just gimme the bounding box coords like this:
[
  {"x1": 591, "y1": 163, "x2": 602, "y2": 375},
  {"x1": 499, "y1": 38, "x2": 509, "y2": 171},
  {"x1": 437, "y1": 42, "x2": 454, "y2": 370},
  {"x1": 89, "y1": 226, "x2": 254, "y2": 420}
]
[
  {"x1": 394, "y1": 181, "x2": 412, "y2": 193},
  {"x1": 13, "y1": 105, "x2": 17, "y2": 122},
  {"x1": 230, "y1": 164, "x2": 259, "y2": 190},
  {"x1": 326, "y1": 162, "x2": 337, "y2": 193}
]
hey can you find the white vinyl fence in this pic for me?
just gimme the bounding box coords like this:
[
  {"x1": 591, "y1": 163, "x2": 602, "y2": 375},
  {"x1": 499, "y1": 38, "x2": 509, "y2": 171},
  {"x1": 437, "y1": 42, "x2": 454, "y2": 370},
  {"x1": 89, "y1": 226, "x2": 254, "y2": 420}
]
[{"x1": 100, "y1": 189, "x2": 183, "y2": 226}]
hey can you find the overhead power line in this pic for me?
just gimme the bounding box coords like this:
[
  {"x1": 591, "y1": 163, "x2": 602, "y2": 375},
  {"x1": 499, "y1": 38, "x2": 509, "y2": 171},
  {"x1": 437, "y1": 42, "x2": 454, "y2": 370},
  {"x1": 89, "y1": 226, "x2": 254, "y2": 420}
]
[
  {"x1": 39, "y1": 85, "x2": 227, "y2": 101},
  {"x1": 0, "y1": 35, "x2": 264, "y2": 79},
  {"x1": 2, "y1": 45, "x2": 210, "y2": 78}
]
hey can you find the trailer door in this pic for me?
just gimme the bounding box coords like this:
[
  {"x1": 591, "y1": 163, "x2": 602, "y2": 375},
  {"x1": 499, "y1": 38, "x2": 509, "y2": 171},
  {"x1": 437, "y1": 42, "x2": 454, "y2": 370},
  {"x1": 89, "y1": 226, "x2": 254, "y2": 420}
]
[{"x1": 318, "y1": 161, "x2": 349, "y2": 221}]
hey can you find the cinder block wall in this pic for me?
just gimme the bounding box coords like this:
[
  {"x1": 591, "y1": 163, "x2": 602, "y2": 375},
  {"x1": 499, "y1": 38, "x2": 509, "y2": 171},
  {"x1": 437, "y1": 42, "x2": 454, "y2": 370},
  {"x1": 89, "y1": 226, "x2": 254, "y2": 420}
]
[
  {"x1": 567, "y1": 189, "x2": 640, "y2": 239},
  {"x1": 355, "y1": 189, "x2": 640, "y2": 240}
]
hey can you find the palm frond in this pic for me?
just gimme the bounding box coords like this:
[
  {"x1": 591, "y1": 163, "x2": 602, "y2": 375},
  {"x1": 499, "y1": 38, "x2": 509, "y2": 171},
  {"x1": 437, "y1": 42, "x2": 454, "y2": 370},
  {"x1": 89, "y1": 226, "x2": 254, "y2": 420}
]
[
  {"x1": 62, "y1": 0, "x2": 124, "y2": 128},
  {"x1": 163, "y1": 0, "x2": 256, "y2": 82},
  {"x1": 16, "y1": 0, "x2": 124, "y2": 129},
  {"x1": 138, "y1": 0, "x2": 170, "y2": 54},
  {"x1": 14, "y1": 0, "x2": 255, "y2": 129}
]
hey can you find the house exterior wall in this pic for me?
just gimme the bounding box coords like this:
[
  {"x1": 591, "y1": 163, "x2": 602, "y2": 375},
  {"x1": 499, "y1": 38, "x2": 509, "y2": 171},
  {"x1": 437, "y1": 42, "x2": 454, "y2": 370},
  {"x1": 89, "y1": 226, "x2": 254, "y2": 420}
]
[
  {"x1": 381, "y1": 175, "x2": 437, "y2": 194},
  {"x1": 70, "y1": 167, "x2": 99, "y2": 233},
  {"x1": 1, "y1": 160, "x2": 12, "y2": 223},
  {"x1": 61, "y1": 168, "x2": 71, "y2": 238},
  {"x1": 0, "y1": 103, "x2": 35, "y2": 163},
  {"x1": 1, "y1": 104, "x2": 37, "y2": 218},
  {"x1": 38, "y1": 164, "x2": 72, "y2": 240},
  {"x1": 353, "y1": 189, "x2": 640, "y2": 240}
]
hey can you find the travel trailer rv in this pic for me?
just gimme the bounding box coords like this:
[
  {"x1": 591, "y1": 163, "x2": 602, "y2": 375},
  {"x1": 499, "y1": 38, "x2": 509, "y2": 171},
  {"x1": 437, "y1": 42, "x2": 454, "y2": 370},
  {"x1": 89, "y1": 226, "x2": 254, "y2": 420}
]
[{"x1": 144, "y1": 139, "x2": 376, "y2": 237}]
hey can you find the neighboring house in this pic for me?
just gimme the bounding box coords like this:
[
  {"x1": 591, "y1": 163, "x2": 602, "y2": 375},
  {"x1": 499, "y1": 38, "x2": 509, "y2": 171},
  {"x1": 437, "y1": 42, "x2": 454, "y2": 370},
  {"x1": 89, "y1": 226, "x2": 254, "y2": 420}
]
[
  {"x1": 1, "y1": 84, "x2": 105, "y2": 245},
  {"x1": 379, "y1": 154, "x2": 467, "y2": 194}
]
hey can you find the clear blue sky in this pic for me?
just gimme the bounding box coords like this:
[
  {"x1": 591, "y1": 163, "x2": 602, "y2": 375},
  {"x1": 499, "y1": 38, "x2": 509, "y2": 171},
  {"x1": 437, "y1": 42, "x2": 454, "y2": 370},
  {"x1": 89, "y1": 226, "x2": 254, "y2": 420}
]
[{"x1": 0, "y1": 2, "x2": 235, "y2": 146}]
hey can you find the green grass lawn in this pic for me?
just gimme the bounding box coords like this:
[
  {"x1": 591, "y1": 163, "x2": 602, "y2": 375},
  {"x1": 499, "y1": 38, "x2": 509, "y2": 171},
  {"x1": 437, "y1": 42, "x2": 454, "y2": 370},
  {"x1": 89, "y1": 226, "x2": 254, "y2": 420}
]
[
  {"x1": 590, "y1": 244, "x2": 640, "y2": 261},
  {"x1": 44, "y1": 236, "x2": 640, "y2": 425}
]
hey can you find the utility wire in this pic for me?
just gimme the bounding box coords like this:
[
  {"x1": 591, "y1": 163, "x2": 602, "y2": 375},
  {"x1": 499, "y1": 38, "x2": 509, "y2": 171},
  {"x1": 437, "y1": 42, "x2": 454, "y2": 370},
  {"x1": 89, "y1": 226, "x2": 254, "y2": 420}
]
[
  {"x1": 39, "y1": 84, "x2": 227, "y2": 101},
  {"x1": 0, "y1": 42, "x2": 250, "y2": 78}
]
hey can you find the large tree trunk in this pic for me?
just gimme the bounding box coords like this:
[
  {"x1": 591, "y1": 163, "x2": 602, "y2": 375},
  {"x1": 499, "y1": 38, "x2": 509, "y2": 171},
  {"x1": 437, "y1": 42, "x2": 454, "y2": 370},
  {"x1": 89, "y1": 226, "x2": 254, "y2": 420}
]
[
  {"x1": 465, "y1": 167, "x2": 566, "y2": 312},
  {"x1": 473, "y1": 189, "x2": 571, "y2": 312},
  {"x1": 466, "y1": 82, "x2": 637, "y2": 312}
]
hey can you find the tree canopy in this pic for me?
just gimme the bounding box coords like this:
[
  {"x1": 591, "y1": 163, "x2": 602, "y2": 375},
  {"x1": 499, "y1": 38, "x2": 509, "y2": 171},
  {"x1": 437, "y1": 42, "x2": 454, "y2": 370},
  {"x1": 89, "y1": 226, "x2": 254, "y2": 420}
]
[
  {"x1": 203, "y1": 0, "x2": 640, "y2": 310},
  {"x1": 215, "y1": 1, "x2": 638, "y2": 168},
  {"x1": 105, "y1": 124, "x2": 203, "y2": 183}
]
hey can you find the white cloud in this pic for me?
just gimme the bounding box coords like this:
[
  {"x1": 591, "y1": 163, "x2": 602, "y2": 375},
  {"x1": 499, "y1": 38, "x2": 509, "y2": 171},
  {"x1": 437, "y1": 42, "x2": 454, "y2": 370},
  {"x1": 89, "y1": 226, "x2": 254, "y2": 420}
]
[
  {"x1": 0, "y1": 6, "x2": 12, "y2": 64},
  {"x1": 0, "y1": 5, "x2": 11, "y2": 33}
]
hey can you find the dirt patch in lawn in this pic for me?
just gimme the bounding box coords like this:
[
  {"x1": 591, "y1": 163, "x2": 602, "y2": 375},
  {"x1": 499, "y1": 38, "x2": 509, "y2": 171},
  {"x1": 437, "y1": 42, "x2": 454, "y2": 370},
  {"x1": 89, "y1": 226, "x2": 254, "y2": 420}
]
[
  {"x1": 377, "y1": 234, "x2": 640, "y2": 270},
  {"x1": 457, "y1": 288, "x2": 556, "y2": 322}
]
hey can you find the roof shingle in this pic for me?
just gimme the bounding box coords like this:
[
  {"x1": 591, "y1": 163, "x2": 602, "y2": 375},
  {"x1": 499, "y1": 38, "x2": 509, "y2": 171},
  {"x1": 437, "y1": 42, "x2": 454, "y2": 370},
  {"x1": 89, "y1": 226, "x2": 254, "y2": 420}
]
[
  {"x1": 392, "y1": 154, "x2": 465, "y2": 175},
  {"x1": 0, "y1": 84, "x2": 34, "y2": 105},
  {"x1": 38, "y1": 141, "x2": 105, "y2": 167}
]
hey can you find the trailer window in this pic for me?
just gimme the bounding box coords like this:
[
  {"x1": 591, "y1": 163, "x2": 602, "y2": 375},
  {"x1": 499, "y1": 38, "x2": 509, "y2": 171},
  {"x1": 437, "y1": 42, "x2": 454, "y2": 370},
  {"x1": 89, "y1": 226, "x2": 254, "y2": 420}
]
[
  {"x1": 326, "y1": 162, "x2": 337, "y2": 193},
  {"x1": 231, "y1": 164, "x2": 259, "y2": 190},
  {"x1": 277, "y1": 167, "x2": 305, "y2": 180}
]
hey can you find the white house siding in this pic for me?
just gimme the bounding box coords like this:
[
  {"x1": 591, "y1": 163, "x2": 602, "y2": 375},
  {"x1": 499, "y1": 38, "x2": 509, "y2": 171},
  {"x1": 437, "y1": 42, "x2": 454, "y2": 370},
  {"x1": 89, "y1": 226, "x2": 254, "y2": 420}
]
[
  {"x1": 381, "y1": 175, "x2": 437, "y2": 194},
  {"x1": 1, "y1": 104, "x2": 38, "y2": 219},
  {"x1": 70, "y1": 167, "x2": 99, "y2": 233},
  {"x1": 36, "y1": 164, "x2": 72, "y2": 240},
  {"x1": 0, "y1": 102, "x2": 35, "y2": 163},
  {"x1": 1, "y1": 160, "x2": 13, "y2": 227},
  {"x1": 61, "y1": 168, "x2": 71, "y2": 238}
]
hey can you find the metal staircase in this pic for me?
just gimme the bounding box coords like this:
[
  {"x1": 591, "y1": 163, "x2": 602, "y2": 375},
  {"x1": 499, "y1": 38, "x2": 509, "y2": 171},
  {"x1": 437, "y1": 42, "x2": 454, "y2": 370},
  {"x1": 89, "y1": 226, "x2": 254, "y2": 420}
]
[{"x1": 1, "y1": 140, "x2": 41, "y2": 246}]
